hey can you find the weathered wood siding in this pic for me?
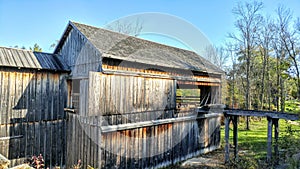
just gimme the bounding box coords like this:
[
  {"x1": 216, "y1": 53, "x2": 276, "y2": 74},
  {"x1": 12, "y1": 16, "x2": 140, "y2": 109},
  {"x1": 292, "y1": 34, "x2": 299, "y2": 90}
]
[
  {"x1": 66, "y1": 72, "x2": 221, "y2": 169},
  {"x1": 66, "y1": 115, "x2": 101, "y2": 168},
  {"x1": 89, "y1": 72, "x2": 176, "y2": 124},
  {"x1": 0, "y1": 68, "x2": 67, "y2": 167},
  {"x1": 66, "y1": 113, "x2": 221, "y2": 169},
  {"x1": 57, "y1": 27, "x2": 101, "y2": 78}
]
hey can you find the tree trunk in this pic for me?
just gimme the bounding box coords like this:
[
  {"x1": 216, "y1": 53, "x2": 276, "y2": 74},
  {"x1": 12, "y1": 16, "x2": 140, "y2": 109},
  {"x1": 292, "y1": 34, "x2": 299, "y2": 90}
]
[
  {"x1": 276, "y1": 52, "x2": 280, "y2": 112},
  {"x1": 266, "y1": 54, "x2": 271, "y2": 110},
  {"x1": 290, "y1": 55, "x2": 300, "y2": 100},
  {"x1": 260, "y1": 48, "x2": 267, "y2": 110},
  {"x1": 245, "y1": 46, "x2": 251, "y2": 130},
  {"x1": 298, "y1": 78, "x2": 300, "y2": 100},
  {"x1": 280, "y1": 77, "x2": 285, "y2": 112},
  {"x1": 293, "y1": 58, "x2": 300, "y2": 100},
  {"x1": 232, "y1": 73, "x2": 235, "y2": 109}
]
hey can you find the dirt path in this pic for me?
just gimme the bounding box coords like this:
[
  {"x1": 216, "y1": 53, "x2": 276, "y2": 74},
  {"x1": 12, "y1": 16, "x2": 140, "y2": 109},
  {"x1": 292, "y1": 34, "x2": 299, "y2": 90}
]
[
  {"x1": 176, "y1": 149, "x2": 226, "y2": 169},
  {"x1": 173, "y1": 148, "x2": 293, "y2": 169}
]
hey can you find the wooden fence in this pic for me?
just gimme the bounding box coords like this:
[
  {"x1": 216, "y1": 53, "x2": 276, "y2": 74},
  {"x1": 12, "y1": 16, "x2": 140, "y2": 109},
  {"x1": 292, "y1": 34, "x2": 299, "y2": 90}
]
[{"x1": 0, "y1": 68, "x2": 67, "y2": 167}]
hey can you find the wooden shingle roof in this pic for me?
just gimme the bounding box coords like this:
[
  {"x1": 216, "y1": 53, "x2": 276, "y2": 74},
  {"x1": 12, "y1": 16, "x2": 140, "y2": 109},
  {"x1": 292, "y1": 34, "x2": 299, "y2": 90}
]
[
  {"x1": 0, "y1": 47, "x2": 69, "y2": 71},
  {"x1": 56, "y1": 21, "x2": 223, "y2": 75}
]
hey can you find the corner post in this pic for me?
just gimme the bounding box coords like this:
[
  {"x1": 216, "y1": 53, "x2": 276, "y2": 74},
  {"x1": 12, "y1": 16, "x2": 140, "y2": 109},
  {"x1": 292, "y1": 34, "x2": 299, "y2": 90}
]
[
  {"x1": 267, "y1": 117, "x2": 273, "y2": 162},
  {"x1": 225, "y1": 114, "x2": 231, "y2": 163},
  {"x1": 233, "y1": 116, "x2": 238, "y2": 161},
  {"x1": 273, "y1": 118, "x2": 279, "y2": 164}
]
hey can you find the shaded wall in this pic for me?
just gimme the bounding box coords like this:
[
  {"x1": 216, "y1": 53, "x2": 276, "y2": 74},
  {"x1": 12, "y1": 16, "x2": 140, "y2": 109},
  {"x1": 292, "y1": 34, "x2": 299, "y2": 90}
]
[{"x1": 0, "y1": 68, "x2": 67, "y2": 167}]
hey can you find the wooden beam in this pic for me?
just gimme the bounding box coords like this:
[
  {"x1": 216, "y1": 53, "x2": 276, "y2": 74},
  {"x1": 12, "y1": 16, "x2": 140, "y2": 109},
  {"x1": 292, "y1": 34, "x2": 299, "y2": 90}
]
[
  {"x1": 225, "y1": 115, "x2": 230, "y2": 163},
  {"x1": 224, "y1": 109, "x2": 299, "y2": 121},
  {"x1": 101, "y1": 113, "x2": 222, "y2": 133},
  {"x1": 102, "y1": 69, "x2": 221, "y2": 84},
  {"x1": 0, "y1": 135, "x2": 23, "y2": 141},
  {"x1": 64, "y1": 108, "x2": 76, "y2": 113}
]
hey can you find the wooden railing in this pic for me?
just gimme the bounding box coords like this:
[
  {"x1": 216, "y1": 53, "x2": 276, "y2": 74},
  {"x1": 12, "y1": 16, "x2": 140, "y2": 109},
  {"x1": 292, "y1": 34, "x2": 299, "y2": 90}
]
[{"x1": 176, "y1": 96, "x2": 201, "y2": 108}]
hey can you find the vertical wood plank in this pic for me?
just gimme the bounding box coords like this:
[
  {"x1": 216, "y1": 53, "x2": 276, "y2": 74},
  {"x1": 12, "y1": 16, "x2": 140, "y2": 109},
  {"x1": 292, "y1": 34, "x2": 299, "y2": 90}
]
[
  {"x1": 267, "y1": 117, "x2": 273, "y2": 162},
  {"x1": 233, "y1": 116, "x2": 238, "y2": 161},
  {"x1": 225, "y1": 115, "x2": 230, "y2": 163},
  {"x1": 125, "y1": 130, "x2": 131, "y2": 168},
  {"x1": 274, "y1": 118, "x2": 279, "y2": 164},
  {"x1": 0, "y1": 71, "x2": 3, "y2": 125}
]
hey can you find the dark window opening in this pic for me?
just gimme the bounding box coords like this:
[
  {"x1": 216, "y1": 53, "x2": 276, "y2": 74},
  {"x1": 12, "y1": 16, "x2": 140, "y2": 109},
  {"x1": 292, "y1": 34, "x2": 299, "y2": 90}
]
[
  {"x1": 72, "y1": 79, "x2": 80, "y2": 93},
  {"x1": 71, "y1": 79, "x2": 80, "y2": 112}
]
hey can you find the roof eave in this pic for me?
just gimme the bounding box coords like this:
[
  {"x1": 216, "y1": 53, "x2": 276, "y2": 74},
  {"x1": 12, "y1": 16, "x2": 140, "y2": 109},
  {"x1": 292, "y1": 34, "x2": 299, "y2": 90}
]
[
  {"x1": 0, "y1": 65, "x2": 70, "y2": 72},
  {"x1": 53, "y1": 21, "x2": 74, "y2": 54},
  {"x1": 101, "y1": 52, "x2": 223, "y2": 76}
]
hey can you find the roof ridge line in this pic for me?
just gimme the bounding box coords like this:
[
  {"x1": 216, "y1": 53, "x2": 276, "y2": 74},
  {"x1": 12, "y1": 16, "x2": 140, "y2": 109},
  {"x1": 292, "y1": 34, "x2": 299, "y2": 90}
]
[
  {"x1": 71, "y1": 21, "x2": 200, "y2": 55},
  {"x1": 0, "y1": 46, "x2": 55, "y2": 55},
  {"x1": 0, "y1": 46, "x2": 33, "y2": 52}
]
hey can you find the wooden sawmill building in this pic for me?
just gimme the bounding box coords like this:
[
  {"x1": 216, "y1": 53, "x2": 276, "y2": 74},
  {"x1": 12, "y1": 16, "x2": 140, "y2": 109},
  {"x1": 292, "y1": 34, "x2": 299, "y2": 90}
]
[{"x1": 0, "y1": 21, "x2": 223, "y2": 168}]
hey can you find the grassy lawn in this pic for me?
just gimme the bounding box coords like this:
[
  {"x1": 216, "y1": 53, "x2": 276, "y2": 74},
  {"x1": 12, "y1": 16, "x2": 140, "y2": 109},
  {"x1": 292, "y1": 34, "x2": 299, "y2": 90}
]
[
  {"x1": 285, "y1": 100, "x2": 300, "y2": 113},
  {"x1": 220, "y1": 117, "x2": 300, "y2": 168}
]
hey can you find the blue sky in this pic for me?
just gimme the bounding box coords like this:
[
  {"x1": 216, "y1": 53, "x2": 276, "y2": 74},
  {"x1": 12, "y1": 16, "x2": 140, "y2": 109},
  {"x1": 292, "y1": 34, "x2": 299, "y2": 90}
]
[{"x1": 0, "y1": 0, "x2": 299, "y2": 53}]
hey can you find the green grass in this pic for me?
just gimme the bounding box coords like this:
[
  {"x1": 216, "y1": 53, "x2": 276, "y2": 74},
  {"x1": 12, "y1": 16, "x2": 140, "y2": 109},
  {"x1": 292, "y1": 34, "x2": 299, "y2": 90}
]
[
  {"x1": 285, "y1": 100, "x2": 300, "y2": 113},
  {"x1": 221, "y1": 117, "x2": 300, "y2": 167}
]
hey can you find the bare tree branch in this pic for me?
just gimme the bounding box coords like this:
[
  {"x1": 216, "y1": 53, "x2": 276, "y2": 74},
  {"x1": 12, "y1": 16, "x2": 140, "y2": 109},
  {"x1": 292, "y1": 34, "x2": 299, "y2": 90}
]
[{"x1": 105, "y1": 18, "x2": 144, "y2": 37}]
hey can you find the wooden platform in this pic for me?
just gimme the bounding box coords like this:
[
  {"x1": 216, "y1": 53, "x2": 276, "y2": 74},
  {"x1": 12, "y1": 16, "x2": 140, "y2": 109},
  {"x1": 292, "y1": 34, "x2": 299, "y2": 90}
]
[{"x1": 223, "y1": 109, "x2": 299, "y2": 164}]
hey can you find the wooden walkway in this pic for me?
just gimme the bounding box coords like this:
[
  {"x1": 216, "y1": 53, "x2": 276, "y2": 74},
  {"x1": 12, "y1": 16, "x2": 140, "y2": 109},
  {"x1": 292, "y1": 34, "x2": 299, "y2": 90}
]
[{"x1": 223, "y1": 109, "x2": 299, "y2": 163}]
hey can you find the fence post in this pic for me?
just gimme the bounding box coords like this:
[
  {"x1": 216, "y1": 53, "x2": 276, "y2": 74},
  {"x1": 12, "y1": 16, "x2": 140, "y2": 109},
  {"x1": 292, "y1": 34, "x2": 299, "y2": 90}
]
[
  {"x1": 233, "y1": 116, "x2": 238, "y2": 161},
  {"x1": 224, "y1": 115, "x2": 231, "y2": 163},
  {"x1": 273, "y1": 118, "x2": 279, "y2": 164},
  {"x1": 267, "y1": 117, "x2": 273, "y2": 162}
]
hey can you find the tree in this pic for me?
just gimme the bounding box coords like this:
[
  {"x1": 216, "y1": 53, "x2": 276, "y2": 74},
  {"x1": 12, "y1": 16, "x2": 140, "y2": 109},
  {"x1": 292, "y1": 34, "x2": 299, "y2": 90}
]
[
  {"x1": 224, "y1": 2, "x2": 299, "y2": 115},
  {"x1": 276, "y1": 6, "x2": 300, "y2": 101},
  {"x1": 257, "y1": 17, "x2": 275, "y2": 110},
  {"x1": 224, "y1": 43, "x2": 239, "y2": 109},
  {"x1": 297, "y1": 17, "x2": 300, "y2": 31},
  {"x1": 229, "y1": 1, "x2": 263, "y2": 129},
  {"x1": 50, "y1": 40, "x2": 59, "y2": 50},
  {"x1": 105, "y1": 18, "x2": 143, "y2": 37},
  {"x1": 30, "y1": 43, "x2": 42, "y2": 52},
  {"x1": 203, "y1": 45, "x2": 228, "y2": 70},
  {"x1": 13, "y1": 45, "x2": 26, "y2": 50}
]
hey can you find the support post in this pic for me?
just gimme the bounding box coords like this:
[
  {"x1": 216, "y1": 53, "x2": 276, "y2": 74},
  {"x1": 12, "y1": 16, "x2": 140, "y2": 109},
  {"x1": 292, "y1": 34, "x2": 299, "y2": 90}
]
[
  {"x1": 267, "y1": 117, "x2": 273, "y2": 162},
  {"x1": 273, "y1": 118, "x2": 279, "y2": 164},
  {"x1": 225, "y1": 115, "x2": 230, "y2": 163},
  {"x1": 233, "y1": 116, "x2": 238, "y2": 161}
]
